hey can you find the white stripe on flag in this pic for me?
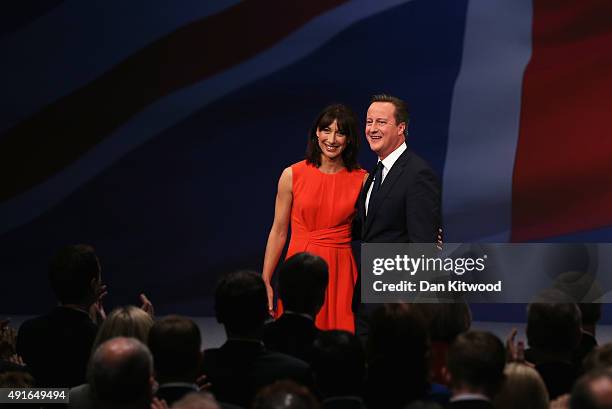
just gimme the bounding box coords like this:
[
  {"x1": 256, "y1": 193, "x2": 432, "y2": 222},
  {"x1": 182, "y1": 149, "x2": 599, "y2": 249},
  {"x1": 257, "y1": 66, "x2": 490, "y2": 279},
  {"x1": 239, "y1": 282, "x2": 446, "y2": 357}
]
[{"x1": 443, "y1": 0, "x2": 533, "y2": 242}]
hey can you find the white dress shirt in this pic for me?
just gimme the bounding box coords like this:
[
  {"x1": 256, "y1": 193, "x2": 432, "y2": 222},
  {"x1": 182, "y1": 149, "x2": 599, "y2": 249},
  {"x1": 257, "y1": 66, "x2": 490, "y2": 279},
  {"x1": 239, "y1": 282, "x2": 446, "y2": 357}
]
[{"x1": 365, "y1": 142, "x2": 407, "y2": 215}]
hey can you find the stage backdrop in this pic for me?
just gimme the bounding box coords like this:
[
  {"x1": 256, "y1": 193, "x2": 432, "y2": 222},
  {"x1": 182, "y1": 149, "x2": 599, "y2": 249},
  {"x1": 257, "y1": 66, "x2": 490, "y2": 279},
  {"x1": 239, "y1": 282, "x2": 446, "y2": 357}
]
[{"x1": 2, "y1": 0, "x2": 612, "y2": 321}]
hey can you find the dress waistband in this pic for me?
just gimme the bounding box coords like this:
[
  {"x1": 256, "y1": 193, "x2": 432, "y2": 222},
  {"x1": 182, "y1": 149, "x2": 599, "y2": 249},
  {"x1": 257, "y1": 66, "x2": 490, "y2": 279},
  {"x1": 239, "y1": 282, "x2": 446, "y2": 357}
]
[{"x1": 292, "y1": 225, "x2": 352, "y2": 248}]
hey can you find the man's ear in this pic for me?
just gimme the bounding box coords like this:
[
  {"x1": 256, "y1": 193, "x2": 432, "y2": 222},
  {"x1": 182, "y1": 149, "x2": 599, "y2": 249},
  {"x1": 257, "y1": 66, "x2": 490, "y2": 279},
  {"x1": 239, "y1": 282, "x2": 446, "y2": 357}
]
[
  {"x1": 89, "y1": 277, "x2": 99, "y2": 296},
  {"x1": 441, "y1": 366, "x2": 452, "y2": 386},
  {"x1": 149, "y1": 375, "x2": 157, "y2": 395},
  {"x1": 398, "y1": 121, "x2": 407, "y2": 137}
]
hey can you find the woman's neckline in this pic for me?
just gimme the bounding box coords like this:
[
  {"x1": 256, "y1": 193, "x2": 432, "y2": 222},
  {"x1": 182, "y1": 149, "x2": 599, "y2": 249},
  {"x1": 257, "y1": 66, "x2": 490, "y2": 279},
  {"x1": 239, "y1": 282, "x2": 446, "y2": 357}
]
[{"x1": 315, "y1": 164, "x2": 346, "y2": 175}]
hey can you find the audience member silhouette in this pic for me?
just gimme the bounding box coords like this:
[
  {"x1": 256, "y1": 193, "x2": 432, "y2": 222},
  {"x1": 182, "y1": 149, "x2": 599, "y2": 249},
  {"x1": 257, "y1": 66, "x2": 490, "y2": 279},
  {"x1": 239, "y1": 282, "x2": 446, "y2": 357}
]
[
  {"x1": 17, "y1": 244, "x2": 102, "y2": 387},
  {"x1": 413, "y1": 303, "x2": 471, "y2": 386},
  {"x1": 93, "y1": 305, "x2": 154, "y2": 350},
  {"x1": 364, "y1": 303, "x2": 430, "y2": 409},
  {"x1": 525, "y1": 303, "x2": 583, "y2": 399},
  {"x1": 446, "y1": 331, "x2": 505, "y2": 409},
  {"x1": 570, "y1": 368, "x2": 612, "y2": 409},
  {"x1": 89, "y1": 337, "x2": 155, "y2": 409},
  {"x1": 584, "y1": 343, "x2": 612, "y2": 373},
  {"x1": 201, "y1": 270, "x2": 312, "y2": 407},
  {"x1": 574, "y1": 303, "x2": 601, "y2": 366},
  {"x1": 172, "y1": 392, "x2": 221, "y2": 409},
  {"x1": 311, "y1": 330, "x2": 366, "y2": 409},
  {"x1": 253, "y1": 380, "x2": 321, "y2": 409},
  {"x1": 494, "y1": 363, "x2": 549, "y2": 409},
  {"x1": 69, "y1": 306, "x2": 154, "y2": 409},
  {"x1": 264, "y1": 252, "x2": 328, "y2": 361},
  {"x1": 148, "y1": 315, "x2": 202, "y2": 406}
]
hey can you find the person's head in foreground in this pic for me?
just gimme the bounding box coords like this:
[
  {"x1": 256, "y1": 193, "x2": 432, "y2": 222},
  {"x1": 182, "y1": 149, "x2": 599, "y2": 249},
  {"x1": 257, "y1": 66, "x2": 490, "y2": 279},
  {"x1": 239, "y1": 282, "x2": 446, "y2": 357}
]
[
  {"x1": 527, "y1": 302, "x2": 582, "y2": 357},
  {"x1": 571, "y1": 368, "x2": 612, "y2": 409},
  {"x1": 148, "y1": 315, "x2": 202, "y2": 384},
  {"x1": 172, "y1": 392, "x2": 220, "y2": 409},
  {"x1": 365, "y1": 303, "x2": 430, "y2": 409},
  {"x1": 215, "y1": 270, "x2": 269, "y2": 338},
  {"x1": 278, "y1": 252, "x2": 328, "y2": 318},
  {"x1": 253, "y1": 380, "x2": 321, "y2": 409},
  {"x1": 584, "y1": 343, "x2": 612, "y2": 372},
  {"x1": 49, "y1": 244, "x2": 102, "y2": 308},
  {"x1": 494, "y1": 363, "x2": 549, "y2": 409},
  {"x1": 89, "y1": 336, "x2": 154, "y2": 409},
  {"x1": 445, "y1": 330, "x2": 506, "y2": 399},
  {"x1": 93, "y1": 305, "x2": 154, "y2": 350},
  {"x1": 311, "y1": 329, "x2": 365, "y2": 398}
]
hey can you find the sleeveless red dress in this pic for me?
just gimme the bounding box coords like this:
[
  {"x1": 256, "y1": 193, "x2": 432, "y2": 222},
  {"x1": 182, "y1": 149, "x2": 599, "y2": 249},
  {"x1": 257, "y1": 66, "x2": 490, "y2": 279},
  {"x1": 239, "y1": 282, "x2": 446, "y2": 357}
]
[{"x1": 281, "y1": 160, "x2": 367, "y2": 332}]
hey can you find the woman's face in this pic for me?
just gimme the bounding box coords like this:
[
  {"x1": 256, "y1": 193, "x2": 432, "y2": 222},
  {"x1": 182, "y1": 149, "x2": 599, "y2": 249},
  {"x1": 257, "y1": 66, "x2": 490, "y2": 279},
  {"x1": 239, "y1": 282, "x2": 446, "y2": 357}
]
[{"x1": 316, "y1": 119, "x2": 347, "y2": 162}]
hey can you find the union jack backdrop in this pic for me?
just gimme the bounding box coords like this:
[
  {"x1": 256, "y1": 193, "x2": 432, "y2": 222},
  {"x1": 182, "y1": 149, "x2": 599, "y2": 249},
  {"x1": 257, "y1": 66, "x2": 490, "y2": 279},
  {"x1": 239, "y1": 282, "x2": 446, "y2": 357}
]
[{"x1": 1, "y1": 0, "x2": 611, "y2": 316}]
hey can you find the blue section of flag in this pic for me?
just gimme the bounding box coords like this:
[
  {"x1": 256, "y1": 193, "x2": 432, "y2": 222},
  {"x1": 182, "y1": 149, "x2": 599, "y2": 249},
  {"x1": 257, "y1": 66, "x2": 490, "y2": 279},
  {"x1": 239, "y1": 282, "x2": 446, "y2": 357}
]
[{"x1": 0, "y1": 0, "x2": 468, "y2": 314}]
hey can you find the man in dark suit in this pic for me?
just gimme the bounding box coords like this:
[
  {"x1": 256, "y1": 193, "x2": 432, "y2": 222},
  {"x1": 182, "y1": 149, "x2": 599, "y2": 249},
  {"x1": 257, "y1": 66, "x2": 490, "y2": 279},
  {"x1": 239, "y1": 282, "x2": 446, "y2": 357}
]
[
  {"x1": 201, "y1": 270, "x2": 312, "y2": 408},
  {"x1": 311, "y1": 330, "x2": 366, "y2": 409},
  {"x1": 264, "y1": 252, "x2": 328, "y2": 362},
  {"x1": 525, "y1": 302, "x2": 583, "y2": 399},
  {"x1": 148, "y1": 315, "x2": 202, "y2": 406},
  {"x1": 445, "y1": 331, "x2": 505, "y2": 409},
  {"x1": 353, "y1": 94, "x2": 441, "y2": 337},
  {"x1": 17, "y1": 244, "x2": 103, "y2": 387}
]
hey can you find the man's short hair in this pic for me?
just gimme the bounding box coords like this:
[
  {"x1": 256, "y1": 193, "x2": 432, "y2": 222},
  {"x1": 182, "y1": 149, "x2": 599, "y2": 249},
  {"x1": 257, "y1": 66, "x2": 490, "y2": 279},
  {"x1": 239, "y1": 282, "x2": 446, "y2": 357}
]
[
  {"x1": 447, "y1": 331, "x2": 506, "y2": 397},
  {"x1": 215, "y1": 270, "x2": 268, "y2": 334},
  {"x1": 370, "y1": 94, "x2": 410, "y2": 130},
  {"x1": 49, "y1": 244, "x2": 100, "y2": 304},
  {"x1": 173, "y1": 392, "x2": 220, "y2": 409},
  {"x1": 311, "y1": 330, "x2": 365, "y2": 397},
  {"x1": 571, "y1": 368, "x2": 612, "y2": 409},
  {"x1": 89, "y1": 337, "x2": 153, "y2": 408},
  {"x1": 527, "y1": 303, "x2": 582, "y2": 352},
  {"x1": 278, "y1": 252, "x2": 328, "y2": 314},
  {"x1": 584, "y1": 343, "x2": 612, "y2": 372},
  {"x1": 148, "y1": 315, "x2": 201, "y2": 381},
  {"x1": 253, "y1": 380, "x2": 320, "y2": 409}
]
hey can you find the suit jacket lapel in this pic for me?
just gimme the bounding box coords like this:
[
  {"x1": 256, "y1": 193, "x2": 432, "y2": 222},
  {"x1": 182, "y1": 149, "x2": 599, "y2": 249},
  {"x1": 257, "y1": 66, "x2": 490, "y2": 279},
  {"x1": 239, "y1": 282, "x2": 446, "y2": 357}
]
[{"x1": 364, "y1": 149, "x2": 411, "y2": 234}]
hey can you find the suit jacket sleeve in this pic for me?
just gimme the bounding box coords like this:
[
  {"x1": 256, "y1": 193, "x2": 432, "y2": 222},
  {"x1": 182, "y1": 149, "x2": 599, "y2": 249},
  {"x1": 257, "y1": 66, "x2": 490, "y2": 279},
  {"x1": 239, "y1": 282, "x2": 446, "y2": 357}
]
[{"x1": 405, "y1": 167, "x2": 441, "y2": 242}]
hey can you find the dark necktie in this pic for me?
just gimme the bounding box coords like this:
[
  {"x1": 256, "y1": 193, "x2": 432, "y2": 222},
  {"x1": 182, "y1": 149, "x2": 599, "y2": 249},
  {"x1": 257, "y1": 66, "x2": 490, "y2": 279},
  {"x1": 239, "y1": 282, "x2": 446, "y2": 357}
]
[
  {"x1": 369, "y1": 161, "x2": 384, "y2": 208},
  {"x1": 372, "y1": 161, "x2": 384, "y2": 194}
]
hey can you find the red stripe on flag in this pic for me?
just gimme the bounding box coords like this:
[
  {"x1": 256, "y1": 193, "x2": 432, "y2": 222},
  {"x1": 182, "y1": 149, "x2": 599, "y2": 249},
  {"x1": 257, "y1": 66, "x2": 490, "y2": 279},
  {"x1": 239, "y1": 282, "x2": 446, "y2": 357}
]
[
  {"x1": 512, "y1": 0, "x2": 612, "y2": 241},
  {"x1": 0, "y1": 0, "x2": 348, "y2": 202}
]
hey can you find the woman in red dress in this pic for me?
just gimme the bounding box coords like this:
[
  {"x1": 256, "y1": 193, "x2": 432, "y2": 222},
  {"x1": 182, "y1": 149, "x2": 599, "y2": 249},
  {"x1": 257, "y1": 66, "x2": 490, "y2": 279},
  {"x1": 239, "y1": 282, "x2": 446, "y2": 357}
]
[{"x1": 262, "y1": 104, "x2": 367, "y2": 332}]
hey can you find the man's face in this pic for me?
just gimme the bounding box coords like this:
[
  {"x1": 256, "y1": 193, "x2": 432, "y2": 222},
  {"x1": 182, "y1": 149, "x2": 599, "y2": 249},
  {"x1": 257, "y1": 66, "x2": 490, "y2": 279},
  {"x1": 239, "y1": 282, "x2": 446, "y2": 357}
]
[{"x1": 365, "y1": 102, "x2": 406, "y2": 160}]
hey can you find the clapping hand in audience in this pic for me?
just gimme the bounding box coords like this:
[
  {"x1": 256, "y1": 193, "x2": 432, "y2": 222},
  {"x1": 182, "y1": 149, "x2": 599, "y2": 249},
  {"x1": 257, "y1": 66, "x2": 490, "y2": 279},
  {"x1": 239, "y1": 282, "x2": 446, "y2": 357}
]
[
  {"x1": 90, "y1": 284, "x2": 108, "y2": 324},
  {"x1": 0, "y1": 318, "x2": 24, "y2": 366},
  {"x1": 436, "y1": 228, "x2": 444, "y2": 250},
  {"x1": 196, "y1": 374, "x2": 212, "y2": 391},
  {"x1": 151, "y1": 397, "x2": 168, "y2": 409},
  {"x1": 140, "y1": 293, "x2": 154, "y2": 317},
  {"x1": 506, "y1": 328, "x2": 533, "y2": 366},
  {"x1": 550, "y1": 394, "x2": 570, "y2": 409}
]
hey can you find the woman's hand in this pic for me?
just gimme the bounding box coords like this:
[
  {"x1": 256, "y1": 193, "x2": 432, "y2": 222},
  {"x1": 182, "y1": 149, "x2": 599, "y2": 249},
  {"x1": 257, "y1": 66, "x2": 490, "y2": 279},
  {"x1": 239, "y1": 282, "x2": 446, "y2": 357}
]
[{"x1": 264, "y1": 281, "x2": 275, "y2": 317}]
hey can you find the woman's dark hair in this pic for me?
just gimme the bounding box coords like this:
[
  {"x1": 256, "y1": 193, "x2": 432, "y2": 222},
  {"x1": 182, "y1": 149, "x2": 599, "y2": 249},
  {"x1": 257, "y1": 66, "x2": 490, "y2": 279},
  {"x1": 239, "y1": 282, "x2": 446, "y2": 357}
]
[{"x1": 305, "y1": 104, "x2": 360, "y2": 170}]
